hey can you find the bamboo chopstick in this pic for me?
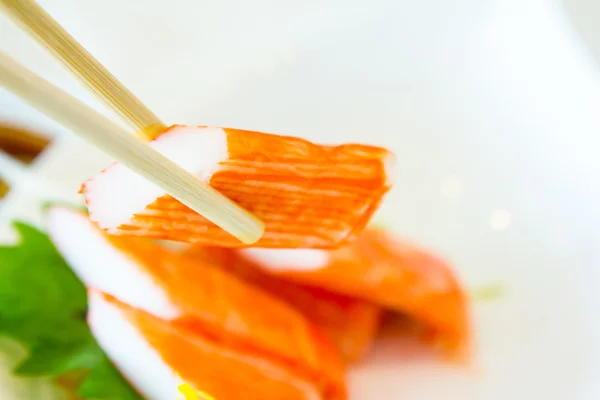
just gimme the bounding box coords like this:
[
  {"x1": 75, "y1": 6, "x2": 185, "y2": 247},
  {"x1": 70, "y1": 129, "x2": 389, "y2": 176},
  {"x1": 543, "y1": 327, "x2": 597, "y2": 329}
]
[
  {"x1": 0, "y1": 51, "x2": 265, "y2": 244},
  {"x1": 0, "y1": 0, "x2": 164, "y2": 140}
]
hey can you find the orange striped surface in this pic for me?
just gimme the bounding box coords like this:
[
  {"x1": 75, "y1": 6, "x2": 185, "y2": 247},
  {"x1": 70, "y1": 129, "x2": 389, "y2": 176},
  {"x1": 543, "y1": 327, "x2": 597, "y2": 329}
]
[
  {"x1": 184, "y1": 246, "x2": 382, "y2": 363},
  {"x1": 239, "y1": 229, "x2": 472, "y2": 361},
  {"x1": 102, "y1": 234, "x2": 345, "y2": 397},
  {"x1": 85, "y1": 126, "x2": 394, "y2": 248},
  {"x1": 99, "y1": 293, "x2": 345, "y2": 400}
]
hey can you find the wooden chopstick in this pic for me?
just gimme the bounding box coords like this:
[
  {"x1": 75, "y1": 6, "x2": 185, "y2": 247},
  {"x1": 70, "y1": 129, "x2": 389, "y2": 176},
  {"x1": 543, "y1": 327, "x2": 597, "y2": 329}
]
[
  {"x1": 0, "y1": 51, "x2": 265, "y2": 244},
  {"x1": 0, "y1": 0, "x2": 164, "y2": 140},
  {"x1": 0, "y1": 0, "x2": 264, "y2": 243}
]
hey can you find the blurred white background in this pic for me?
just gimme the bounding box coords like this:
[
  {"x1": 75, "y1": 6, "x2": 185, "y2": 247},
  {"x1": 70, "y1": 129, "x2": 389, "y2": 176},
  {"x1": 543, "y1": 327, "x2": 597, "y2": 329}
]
[{"x1": 2, "y1": 0, "x2": 600, "y2": 399}]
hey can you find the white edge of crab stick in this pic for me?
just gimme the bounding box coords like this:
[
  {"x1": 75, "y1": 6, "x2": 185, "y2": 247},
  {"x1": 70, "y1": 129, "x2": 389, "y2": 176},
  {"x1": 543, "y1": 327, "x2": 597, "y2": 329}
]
[
  {"x1": 83, "y1": 126, "x2": 228, "y2": 231},
  {"x1": 87, "y1": 290, "x2": 180, "y2": 400},
  {"x1": 237, "y1": 248, "x2": 330, "y2": 272},
  {"x1": 46, "y1": 206, "x2": 179, "y2": 319}
]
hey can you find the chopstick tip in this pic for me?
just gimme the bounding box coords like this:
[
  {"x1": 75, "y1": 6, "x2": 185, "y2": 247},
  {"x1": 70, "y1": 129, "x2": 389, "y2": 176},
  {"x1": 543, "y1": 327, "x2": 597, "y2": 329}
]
[{"x1": 237, "y1": 217, "x2": 265, "y2": 245}]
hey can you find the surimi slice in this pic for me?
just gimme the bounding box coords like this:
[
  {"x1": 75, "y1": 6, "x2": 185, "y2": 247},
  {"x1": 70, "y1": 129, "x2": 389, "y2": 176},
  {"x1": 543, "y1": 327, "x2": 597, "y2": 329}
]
[
  {"x1": 184, "y1": 246, "x2": 382, "y2": 362},
  {"x1": 89, "y1": 291, "x2": 334, "y2": 400},
  {"x1": 236, "y1": 228, "x2": 472, "y2": 361},
  {"x1": 82, "y1": 125, "x2": 394, "y2": 248},
  {"x1": 47, "y1": 207, "x2": 346, "y2": 399}
]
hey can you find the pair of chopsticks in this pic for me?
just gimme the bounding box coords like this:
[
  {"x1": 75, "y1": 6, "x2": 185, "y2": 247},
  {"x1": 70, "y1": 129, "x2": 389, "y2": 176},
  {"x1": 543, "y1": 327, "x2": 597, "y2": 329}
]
[{"x1": 0, "y1": 0, "x2": 264, "y2": 244}]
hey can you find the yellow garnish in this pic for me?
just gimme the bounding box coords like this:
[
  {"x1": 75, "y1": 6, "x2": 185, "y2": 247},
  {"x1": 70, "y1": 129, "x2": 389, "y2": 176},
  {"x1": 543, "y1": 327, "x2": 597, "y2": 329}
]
[{"x1": 177, "y1": 383, "x2": 215, "y2": 400}]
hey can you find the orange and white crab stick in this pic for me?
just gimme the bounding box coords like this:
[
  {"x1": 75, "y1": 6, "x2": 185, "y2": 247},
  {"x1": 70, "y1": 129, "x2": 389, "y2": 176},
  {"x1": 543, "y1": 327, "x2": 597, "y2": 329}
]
[
  {"x1": 0, "y1": 52, "x2": 264, "y2": 244},
  {"x1": 82, "y1": 125, "x2": 394, "y2": 248},
  {"x1": 47, "y1": 207, "x2": 346, "y2": 400},
  {"x1": 236, "y1": 228, "x2": 472, "y2": 361},
  {"x1": 90, "y1": 291, "x2": 344, "y2": 400},
  {"x1": 184, "y1": 246, "x2": 382, "y2": 362}
]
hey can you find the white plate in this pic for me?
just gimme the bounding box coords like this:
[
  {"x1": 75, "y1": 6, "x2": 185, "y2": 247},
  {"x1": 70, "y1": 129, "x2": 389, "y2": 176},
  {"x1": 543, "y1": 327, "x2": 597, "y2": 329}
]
[{"x1": 1, "y1": 0, "x2": 600, "y2": 399}]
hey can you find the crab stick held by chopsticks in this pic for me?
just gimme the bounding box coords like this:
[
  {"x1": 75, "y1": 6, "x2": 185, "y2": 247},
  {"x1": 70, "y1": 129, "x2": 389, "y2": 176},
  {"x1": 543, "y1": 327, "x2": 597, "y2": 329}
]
[
  {"x1": 235, "y1": 228, "x2": 472, "y2": 362},
  {"x1": 47, "y1": 207, "x2": 346, "y2": 400},
  {"x1": 82, "y1": 125, "x2": 395, "y2": 248},
  {"x1": 184, "y1": 246, "x2": 382, "y2": 363}
]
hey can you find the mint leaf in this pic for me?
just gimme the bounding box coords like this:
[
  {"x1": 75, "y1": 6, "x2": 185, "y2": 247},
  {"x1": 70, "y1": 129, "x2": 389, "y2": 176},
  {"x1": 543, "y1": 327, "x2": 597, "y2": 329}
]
[
  {"x1": 78, "y1": 354, "x2": 142, "y2": 399},
  {"x1": 0, "y1": 222, "x2": 142, "y2": 399}
]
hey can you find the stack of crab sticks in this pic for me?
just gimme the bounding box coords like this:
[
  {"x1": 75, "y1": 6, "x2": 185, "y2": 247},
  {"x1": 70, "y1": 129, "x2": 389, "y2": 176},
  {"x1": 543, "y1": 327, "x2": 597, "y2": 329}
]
[{"x1": 47, "y1": 125, "x2": 470, "y2": 400}]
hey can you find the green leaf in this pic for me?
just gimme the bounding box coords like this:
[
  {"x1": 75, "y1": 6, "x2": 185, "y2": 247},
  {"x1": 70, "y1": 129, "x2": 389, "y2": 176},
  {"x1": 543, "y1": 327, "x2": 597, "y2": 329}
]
[
  {"x1": 0, "y1": 222, "x2": 142, "y2": 399},
  {"x1": 78, "y1": 354, "x2": 142, "y2": 399}
]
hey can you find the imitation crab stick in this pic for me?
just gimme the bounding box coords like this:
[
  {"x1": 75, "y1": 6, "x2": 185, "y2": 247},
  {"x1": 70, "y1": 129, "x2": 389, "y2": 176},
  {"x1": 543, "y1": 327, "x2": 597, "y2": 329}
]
[
  {"x1": 184, "y1": 246, "x2": 382, "y2": 363},
  {"x1": 47, "y1": 207, "x2": 346, "y2": 399},
  {"x1": 236, "y1": 228, "x2": 472, "y2": 361},
  {"x1": 81, "y1": 125, "x2": 394, "y2": 248},
  {"x1": 89, "y1": 291, "x2": 339, "y2": 400}
]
